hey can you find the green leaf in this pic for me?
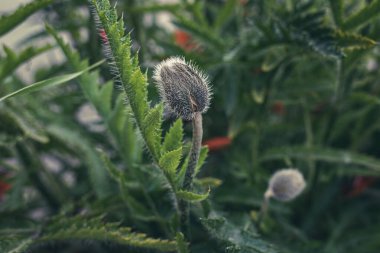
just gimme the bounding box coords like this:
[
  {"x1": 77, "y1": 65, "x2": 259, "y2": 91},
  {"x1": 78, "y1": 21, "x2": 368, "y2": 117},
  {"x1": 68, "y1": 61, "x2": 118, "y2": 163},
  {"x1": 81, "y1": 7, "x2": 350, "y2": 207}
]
[
  {"x1": 47, "y1": 124, "x2": 112, "y2": 199},
  {"x1": 213, "y1": 0, "x2": 237, "y2": 32},
  {"x1": 342, "y1": 0, "x2": 380, "y2": 30},
  {"x1": 334, "y1": 30, "x2": 376, "y2": 50},
  {"x1": 195, "y1": 146, "x2": 209, "y2": 175},
  {"x1": 201, "y1": 216, "x2": 279, "y2": 253},
  {"x1": 40, "y1": 215, "x2": 177, "y2": 252},
  {"x1": 349, "y1": 92, "x2": 380, "y2": 105},
  {"x1": 174, "y1": 15, "x2": 224, "y2": 49},
  {"x1": 159, "y1": 147, "x2": 183, "y2": 181},
  {"x1": 176, "y1": 189, "x2": 209, "y2": 202},
  {"x1": 0, "y1": 60, "x2": 105, "y2": 102},
  {"x1": 0, "y1": 0, "x2": 52, "y2": 37},
  {"x1": 98, "y1": 149, "x2": 155, "y2": 220},
  {"x1": 163, "y1": 119, "x2": 183, "y2": 153},
  {"x1": 0, "y1": 107, "x2": 48, "y2": 143},
  {"x1": 0, "y1": 237, "x2": 33, "y2": 253},
  {"x1": 261, "y1": 146, "x2": 380, "y2": 175},
  {"x1": 99, "y1": 150, "x2": 122, "y2": 179},
  {"x1": 329, "y1": 0, "x2": 343, "y2": 27},
  {"x1": 175, "y1": 232, "x2": 189, "y2": 253},
  {"x1": 0, "y1": 44, "x2": 53, "y2": 82},
  {"x1": 177, "y1": 145, "x2": 209, "y2": 186},
  {"x1": 97, "y1": 81, "x2": 114, "y2": 115},
  {"x1": 128, "y1": 69, "x2": 149, "y2": 125},
  {"x1": 143, "y1": 104, "x2": 164, "y2": 160}
]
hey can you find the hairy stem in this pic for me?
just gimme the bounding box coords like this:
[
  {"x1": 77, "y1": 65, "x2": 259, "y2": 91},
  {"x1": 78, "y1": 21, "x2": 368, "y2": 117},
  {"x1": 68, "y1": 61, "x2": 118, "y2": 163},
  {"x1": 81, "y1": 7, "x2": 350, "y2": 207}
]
[
  {"x1": 180, "y1": 112, "x2": 203, "y2": 236},
  {"x1": 183, "y1": 112, "x2": 203, "y2": 191}
]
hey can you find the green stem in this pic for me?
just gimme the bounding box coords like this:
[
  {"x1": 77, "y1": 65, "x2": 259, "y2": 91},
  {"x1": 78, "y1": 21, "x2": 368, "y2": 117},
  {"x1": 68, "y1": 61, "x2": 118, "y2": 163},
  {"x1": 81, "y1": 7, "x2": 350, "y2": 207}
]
[
  {"x1": 180, "y1": 112, "x2": 203, "y2": 236},
  {"x1": 257, "y1": 192, "x2": 271, "y2": 228},
  {"x1": 183, "y1": 113, "x2": 203, "y2": 191}
]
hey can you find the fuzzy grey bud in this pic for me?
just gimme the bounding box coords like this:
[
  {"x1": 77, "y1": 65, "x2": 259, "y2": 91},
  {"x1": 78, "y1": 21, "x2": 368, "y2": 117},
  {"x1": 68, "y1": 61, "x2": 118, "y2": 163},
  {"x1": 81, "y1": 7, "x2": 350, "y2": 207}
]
[
  {"x1": 265, "y1": 169, "x2": 306, "y2": 202},
  {"x1": 153, "y1": 57, "x2": 211, "y2": 120}
]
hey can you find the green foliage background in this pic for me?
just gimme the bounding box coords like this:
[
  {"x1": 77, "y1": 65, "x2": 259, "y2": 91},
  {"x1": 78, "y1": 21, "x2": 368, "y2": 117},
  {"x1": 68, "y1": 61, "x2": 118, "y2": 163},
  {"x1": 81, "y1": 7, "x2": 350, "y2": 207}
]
[{"x1": 1, "y1": 0, "x2": 380, "y2": 252}]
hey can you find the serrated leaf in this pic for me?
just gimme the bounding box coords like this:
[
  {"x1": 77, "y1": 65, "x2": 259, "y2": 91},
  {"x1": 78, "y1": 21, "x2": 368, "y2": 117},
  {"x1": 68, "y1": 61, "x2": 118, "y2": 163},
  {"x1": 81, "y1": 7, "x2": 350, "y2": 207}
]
[
  {"x1": 0, "y1": 237, "x2": 33, "y2": 253},
  {"x1": 0, "y1": 60, "x2": 104, "y2": 102},
  {"x1": 176, "y1": 189, "x2": 209, "y2": 202},
  {"x1": 159, "y1": 147, "x2": 183, "y2": 181},
  {"x1": 0, "y1": 44, "x2": 53, "y2": 82},
  {"x1": 334, "y1": 30, "x2": 376, "y2": 50},
  {"x1": 143, "y1": 104, "x2": 164, "y2": 160},
  {"x1": 40, "y1": 215, "x2": 177, "y2": 252},
  {"x1": 201, "y1": 216, "x2": 279, "y2": 253},
  {"x1": 163, "y1": 119, "x2": 183, "y2": 153},
  {"x1": 195, "y1": 145, "x2": 209, "y2": 175},
  {"x1": 0, "y1": 0, "x2": 52, "y2": 37},
  {"x1": 343, "y1": 0, "x2": 380, "y2": 30},
  {"x1": 128, "y1": 68, "x2": 149, "y2": 124},
  {"x1": 175, "y1": 232, "x2": 189, "y2": 253}
]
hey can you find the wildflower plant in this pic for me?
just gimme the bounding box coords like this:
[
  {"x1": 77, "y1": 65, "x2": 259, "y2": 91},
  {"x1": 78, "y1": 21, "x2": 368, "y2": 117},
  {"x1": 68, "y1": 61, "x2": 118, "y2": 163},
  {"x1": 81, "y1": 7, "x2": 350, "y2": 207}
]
[{"x1": 1, "y1": 0, "x2": 380, "y2": 253}]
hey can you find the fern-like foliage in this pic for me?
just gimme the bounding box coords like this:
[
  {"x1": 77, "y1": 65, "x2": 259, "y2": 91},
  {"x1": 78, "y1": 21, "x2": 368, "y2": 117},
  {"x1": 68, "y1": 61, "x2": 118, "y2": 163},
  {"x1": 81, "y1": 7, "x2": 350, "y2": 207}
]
[
  {"x1": 0, "y1": 236, "x2": 33, "y2": 253},
  {"x1": 342, "y1": 0, "x2": 380, "y2": 30},
  {"x1": 37, "y1": 215, "x2": 177, "y2": 252},
  {"x1": 1, "y1": 216, "x2": 177, "y2": 253},
  {"x1": 201, "y1": 216, "x2": 279, "y2": 253},
  {"x1": 0, "y1": 0, "x2": 53, "y2": 37},
  {"x1": 0, "y1": 44, "x2": 53, "y2": 83},
  {"x1": 257, "y1": 8, "x2": 376, "y2": 58},
  {"x1": 91, "y1": 0, "x2": 210, "y2": 205},
  {"x1": 46, "y1": 24, "x2": 142, "y2": 167}
]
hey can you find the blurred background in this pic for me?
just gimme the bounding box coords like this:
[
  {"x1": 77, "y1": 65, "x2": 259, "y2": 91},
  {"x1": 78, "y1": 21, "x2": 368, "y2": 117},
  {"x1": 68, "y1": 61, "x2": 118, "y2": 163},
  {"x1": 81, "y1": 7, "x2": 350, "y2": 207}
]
[{"x1": 1, "y1": 0, "x2": 380, "y2": 252}]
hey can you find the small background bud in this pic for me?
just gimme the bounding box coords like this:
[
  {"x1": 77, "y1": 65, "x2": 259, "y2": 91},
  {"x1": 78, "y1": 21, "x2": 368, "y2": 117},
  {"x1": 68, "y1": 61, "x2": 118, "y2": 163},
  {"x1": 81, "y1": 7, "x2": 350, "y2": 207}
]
[
  {"x1": 153, "y1": 57, "x2": 211, "y2": 120},
  {"x1": 265, "y1": 169, "x2": 306, "y2": 202}
]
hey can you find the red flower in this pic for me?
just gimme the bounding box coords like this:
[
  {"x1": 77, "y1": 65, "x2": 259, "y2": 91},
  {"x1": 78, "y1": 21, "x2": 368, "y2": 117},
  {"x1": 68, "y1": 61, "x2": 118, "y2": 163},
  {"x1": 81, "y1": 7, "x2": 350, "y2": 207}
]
[
  {"x1": 174, "y1": 30, "x2": 198, "y2": 52},
  {"x1": 99, "y1": 29, "x2": 108, "y2": 44},
  {"x1": 270, "y1": 101, "x2": 286, "y2": 116},
  {"x1": 346, "y1": 176, "x2": 376, "y2": 197},
  {"x1": 203, "y1": 136, "x2": 232, "y2": 151},
  {"x1": 0, "y1": 180, "x2": 11, "y2": 199}
]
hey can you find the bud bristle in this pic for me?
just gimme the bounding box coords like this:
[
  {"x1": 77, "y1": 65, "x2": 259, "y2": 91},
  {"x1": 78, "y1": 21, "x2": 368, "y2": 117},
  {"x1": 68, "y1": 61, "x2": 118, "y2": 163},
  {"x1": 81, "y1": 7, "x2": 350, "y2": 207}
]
[
  {"x1": 266, "y1": 169, "x2": 306, "y2": 202},
  {"x1": 153, "y1": 57, "x2": 211, "y2": 120}
]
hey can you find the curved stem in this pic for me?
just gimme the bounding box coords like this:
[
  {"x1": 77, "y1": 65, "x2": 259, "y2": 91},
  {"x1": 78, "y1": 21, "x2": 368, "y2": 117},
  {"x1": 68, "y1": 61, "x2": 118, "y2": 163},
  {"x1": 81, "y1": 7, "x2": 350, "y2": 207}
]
[
  {"x1": 180, "y1": 112, "x2": 203, "y2": 236},
  {"x1": 183, "y1": 112, "x2": 203, "y2": 191},
  {"x1": 257, "y1": 192, "x2": 271, "y2": 228}
]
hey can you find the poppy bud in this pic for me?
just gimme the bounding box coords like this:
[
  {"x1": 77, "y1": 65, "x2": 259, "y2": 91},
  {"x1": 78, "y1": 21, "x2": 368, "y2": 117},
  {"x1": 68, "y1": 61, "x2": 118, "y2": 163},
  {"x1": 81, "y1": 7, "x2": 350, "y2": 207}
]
[
  {"x1": 153, "y1": 57, "x2": 211, "y2": 120},
  {"x1": 265, "y1": 169, "x2": 306, "y2": 202}
]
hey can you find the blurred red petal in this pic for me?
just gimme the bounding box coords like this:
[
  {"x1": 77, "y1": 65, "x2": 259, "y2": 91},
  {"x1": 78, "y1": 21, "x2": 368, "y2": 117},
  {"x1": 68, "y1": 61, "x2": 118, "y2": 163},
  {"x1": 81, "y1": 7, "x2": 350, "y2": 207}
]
[
  {"x1": 271, "y1": 101, "x2": 286, "y2": 116},
  {"x1": 0, "y1": 180, "x2": 11, "y2": 198},
  {"x1": 347, "y1": 176, "x2": 376, "y2": 197},
  {"x1": 203, "y1": 136, "x2": 232, "y2": 151}
]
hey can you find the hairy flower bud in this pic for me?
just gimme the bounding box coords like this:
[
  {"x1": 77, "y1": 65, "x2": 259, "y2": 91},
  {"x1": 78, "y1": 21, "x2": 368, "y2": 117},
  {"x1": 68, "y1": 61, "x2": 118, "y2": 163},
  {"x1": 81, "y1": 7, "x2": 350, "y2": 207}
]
[
  {"x1": 153, "y1": 57, "x2": 211, "y2": 120},
  {"x1": 265, "y1": 169, "x2": 306, "y2": 202}
]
